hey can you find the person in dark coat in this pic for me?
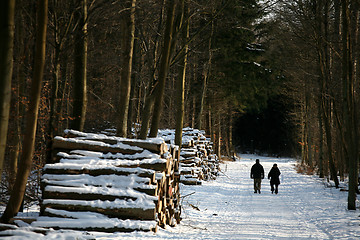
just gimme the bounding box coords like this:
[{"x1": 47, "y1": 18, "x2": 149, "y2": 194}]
[
  {"x1": 268, "y1": 163, "x2": 281, "y2": 194},
  {"x1": 250, "y1": 159, "x2": 264, "y2": 193}
]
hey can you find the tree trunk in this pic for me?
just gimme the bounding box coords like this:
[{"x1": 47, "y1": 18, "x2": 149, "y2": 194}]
[
  {"x1": 71, "y1": 0, "x2": 88, "y2": 131},
  {"x1": 175, "y1": 0, "x2": 189, "y2": 148},
  {"x1": 342, "y1": 0, "x2": 358, "y2": 210},
  {"x1": 1, "y1": 0, "x2": 48, "y2": 223},
  {"x1": 0, "y1": 0, "x2": 15, "y2": 179},
  {"x1": 304, "y1": 87, "x2": 312, "y2": 168},
  {"x1": 322, "y1": 99, "x2": 339, "y2": 187},
  {"x1": 117, "y1": 0, "x2": 136, "y2": 137},
  {"x1": 149, "y1": 0, "x2": 177, "y2": 138},
  {"x1": 8, "y1": 36, "x2": 25, "y2": 189},
  {"x1": 138, "y1": 0, "x2": 165, "y2": 139},
  {"x1": 208, "y1": 103, "x2": 213, "y2": 144},
  {"x1": 138, "y1": 92, "x2": 155, "y2": 139},
  {"x1": 215, "y1": 112, "x2": 221, "y2": 159},
  {"x1": 317, "y1": 99, "x2": 324, "y2": 178},
  {"x1": 47, "y1": 11, "x2": 62, "y2": 163},
  {"x1": 127, "y1": 28, "x2": 139, "y2": 136},
  {"x1": 228, "y1": 106, "x2": 233, "y2": 156},
  {"x1": 195, "y1": 19, "x2": 213, "y2": 130},
  {"x1": 316, "y1": 0, "x2": 339, "y2": 187}
]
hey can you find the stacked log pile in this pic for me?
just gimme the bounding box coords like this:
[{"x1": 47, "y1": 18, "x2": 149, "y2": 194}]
[
  {"x1": 158, "y1": 128, "x2": 220, "y2": 185},
  {"x1": 34, "y1": 130, "x2": 181, "y2": 232}
]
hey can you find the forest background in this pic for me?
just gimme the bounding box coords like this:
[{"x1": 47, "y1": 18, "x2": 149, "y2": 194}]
[{"x1": 1, "y1": 0, "x2": 360, "y2": 223}]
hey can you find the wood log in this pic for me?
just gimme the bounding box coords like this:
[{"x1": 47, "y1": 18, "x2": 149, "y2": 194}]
[
  {"x1": 119, "y1": 140, "x2": 168, "y2": 154},
  {"x1": 180, "y1": 178, "x2": 202, "y2": 185},
  {"x1": 43, "y1": 190, "x2": 139, "y2": 202},
  {"x1": 34, "y1": 213, "x2": 157, "y2": 233},
  {"x1": 179, "y1": 157, "x2": 199, "y2": 165},
  {"x1": 0, "y1": 224, "x2": 18, "y2": 232},
  {"x1": 41, "y1": 173, "x2": 153, "y2": 188},
  {"x1": 42, "y1": 166, "x2": 155, "y2": 179},
  {"x1": 62, "y1": 130, "x2": 168, "y2": 155},
  {"x1": 42, "y1": 183, "x2": 158, "y2": 198},
  {"x1": 52, "y1": 137, "x2": 143, "y2": 155},
  {"x1": 156, "y1": 197, "x2": 163, "y2": 212},
  {"x1": 41, "y1": 202, "x2": 156, "y2": 220},
  {"x1": 122, "y1": 161, "x2": 167, "y2": 172},
  {"x1": 180, "y1": 169, "x2": 192, "y2": 175},
  {"x1": 36, "y1": 224, "x2": 157, "y2": 233},
  {"x1": 165, "y1": 157, "x2": 173, "y2": 175},
  {"x1": 8, "y1": 217, "x2": 37, "y2": 225},
  {"x1": 134, "y1": 186, "x2": 157, "y2": 196}
]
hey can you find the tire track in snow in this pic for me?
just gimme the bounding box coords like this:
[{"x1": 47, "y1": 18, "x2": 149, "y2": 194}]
[{"x1": 279, "y1": 165, "x2": 335, "y2": 239}]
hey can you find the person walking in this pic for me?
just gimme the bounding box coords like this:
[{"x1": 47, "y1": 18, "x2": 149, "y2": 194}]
[
  {"x1": 250, "y1": 159, "x2": 264, "y2": 193},
  {"x1": 268, "y1": 163, "x2": 281, "y2": 194}
]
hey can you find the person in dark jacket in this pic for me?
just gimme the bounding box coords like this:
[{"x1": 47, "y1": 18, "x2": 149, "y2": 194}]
[
  {"x1": 250, "y1": 159, "x2": 264, "y2": 193},
  {"x1": 268, "y1": 163, "x2": 281, "y2": 194}
]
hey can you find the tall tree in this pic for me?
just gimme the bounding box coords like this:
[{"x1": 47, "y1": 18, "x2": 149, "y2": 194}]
[
  {"x1": 71, "y1": 0, "x2": 88, "y2": 131},
  {"x1": 46, "y1": 0, "x2": 76, "y2": 164},
  {"x1": 116, "y1": 0, "x2": 136, "y2": 137},
  {"x1": 1, "y1": 0, "x2": 48, "y2": 223},
  {"x1": 149, "y1": 0, "x2": 177, "y2": 137},
  {"x1": 315, "y1": 0, "x2": 339, "y2": 187},
  {"x1": 175, "y1": 0, "x2": 189, "y2": 147},
  {"x1": 0, "y1": 0, "x2": 15, "y2": 179},
  {"x1": 341, "y1": 0, "x2": 358, "y2": 210},
  {"x1": 195, "y1": 16, "x2": 213, "y2": 130},
  {"x1": 138, "y1": 0, "x2": 166, "y2": 139}
]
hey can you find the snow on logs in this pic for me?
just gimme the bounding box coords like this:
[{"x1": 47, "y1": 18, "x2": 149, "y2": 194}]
[
  {"x1": 158, "y1": 128, "x2": 220, "y2": 185},
  {"x1": 37, "y1": 130, "x2": 181, "y2": 232}
]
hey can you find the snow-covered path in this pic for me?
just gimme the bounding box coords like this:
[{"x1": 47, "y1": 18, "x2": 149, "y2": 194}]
[
  {"x1": 157, "y1": 154, "x2": 360, "y2": 240},
  {"x1": 4, "y1": 154, "x2": 360, "y2": 239}
]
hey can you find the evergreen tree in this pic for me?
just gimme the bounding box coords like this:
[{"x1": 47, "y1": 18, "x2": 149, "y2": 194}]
[{"x1": 212, "y1": 0, "x2": 278, "y2": 112}]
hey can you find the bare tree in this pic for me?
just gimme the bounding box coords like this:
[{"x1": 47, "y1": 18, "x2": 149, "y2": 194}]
[
  {"x1": 72, "y1": 0, "x2": 88, "y2": 131},
  {"x1": 1, "y1": 0, "x2": 48, "y2": 223},
  {"x1": 175, "y1": 0, "x2": 189, "y2": 147},
  {"x1": 0, "y1": 0, "x2": 15, "y2": 179},
  {"x1": 149, "y1": 0, "x2": 177, "y2": 138},
  {"x1": 117, "y1": 0, "x2": 136, "y2": 137},
  {"x1": 341, "y1": 0, "x2": 358, "y2": 210}
]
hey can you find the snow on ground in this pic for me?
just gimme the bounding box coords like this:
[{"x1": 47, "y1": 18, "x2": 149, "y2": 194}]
[{"x1": 2, "y1": 154, "x2": 360, "y2": 239}]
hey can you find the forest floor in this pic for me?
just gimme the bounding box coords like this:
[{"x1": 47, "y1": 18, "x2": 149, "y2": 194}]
[{"x1": 2, "y1": 154, "x2": 360, "y2": 239}]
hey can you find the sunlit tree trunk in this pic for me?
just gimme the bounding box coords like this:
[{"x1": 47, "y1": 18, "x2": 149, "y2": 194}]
[
  {"x1": 149, "y1": 0, "x2": 176, "y2": 137},
  {"x1": 0, "y1": 0, "x2": 15, "y2": 179},
  {"x1": 138, "y1": 0, "x2": 165, "y2": 139},
  {"x1": 127, "y1": 29, "x2": 139, "y2": 136},
  {"x1": 117, "y1": 0, "x2": 136, "y2": 137},
  {"x1": 175, "y1": 0, "x2": 189, "y2": 147},
  {"x1": 1, "y1": 0, "x2": 48, "y2": 223}
]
